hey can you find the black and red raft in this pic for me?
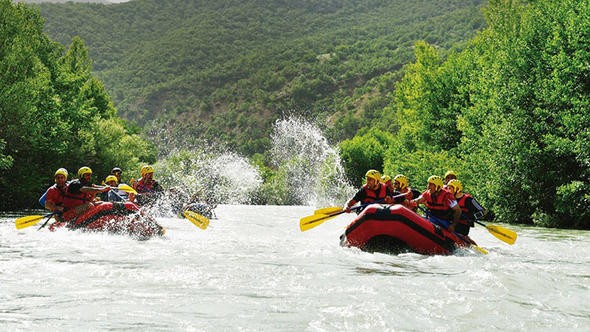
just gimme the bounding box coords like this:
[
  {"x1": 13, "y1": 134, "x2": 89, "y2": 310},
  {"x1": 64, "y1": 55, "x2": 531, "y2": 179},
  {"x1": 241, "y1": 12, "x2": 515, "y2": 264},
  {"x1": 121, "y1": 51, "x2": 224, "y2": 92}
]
[
  {"x1": 49, "y1": 201, "x2": 165, "y2": 240},
  {"x1": 340, "y1": 204, "x2": 475, "y2": 255}
]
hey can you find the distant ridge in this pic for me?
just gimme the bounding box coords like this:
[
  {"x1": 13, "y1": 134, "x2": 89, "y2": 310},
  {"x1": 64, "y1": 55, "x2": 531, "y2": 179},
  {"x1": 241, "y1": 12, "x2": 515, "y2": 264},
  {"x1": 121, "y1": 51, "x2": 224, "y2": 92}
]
[
  {"x1": 38, "y1": 0, "x2": 486, "y2": 154},
  {"x1": 21, "y1": 0, "x2": 128, "y2": 3}
]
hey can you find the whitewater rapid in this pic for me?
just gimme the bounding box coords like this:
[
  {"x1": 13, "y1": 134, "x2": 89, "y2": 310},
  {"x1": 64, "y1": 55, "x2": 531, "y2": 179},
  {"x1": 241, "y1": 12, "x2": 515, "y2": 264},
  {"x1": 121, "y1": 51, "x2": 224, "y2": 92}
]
[{"x1": 1, "y1": 205, "x2": 588, "y2": 330}]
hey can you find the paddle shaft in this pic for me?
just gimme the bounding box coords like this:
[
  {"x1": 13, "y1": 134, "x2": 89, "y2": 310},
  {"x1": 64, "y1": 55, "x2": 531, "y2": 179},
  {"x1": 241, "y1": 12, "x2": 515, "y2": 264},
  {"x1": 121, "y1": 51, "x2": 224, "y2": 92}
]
[{"x1": 37, "y1": 212, "x2": 58, "y2": 230}]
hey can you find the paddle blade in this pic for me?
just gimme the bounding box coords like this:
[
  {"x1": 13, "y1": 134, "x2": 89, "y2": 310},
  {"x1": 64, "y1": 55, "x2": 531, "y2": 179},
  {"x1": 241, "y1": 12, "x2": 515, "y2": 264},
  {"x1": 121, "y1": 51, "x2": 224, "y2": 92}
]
[
  {"x1": 15, "y1": 215, "x2": 47, "y2": 230},
  {"x1": 117, "y1": 184, "x2": 138, "y2": 195},
  {"x1": 299, "y1": 210, "x2": 345, "y2": 232},
  {"x1": 486, "y1": 225, "x2": 517, "y2": 245},
  {"x1": 471, "y1": 245, "x2": 488, "y2": 255},
  {"x1": 313, "y1": 207, "x2": 343, "y2": 215},
  {"x1": 183, "y1": 210, "x2": 210, "y2": 230}
]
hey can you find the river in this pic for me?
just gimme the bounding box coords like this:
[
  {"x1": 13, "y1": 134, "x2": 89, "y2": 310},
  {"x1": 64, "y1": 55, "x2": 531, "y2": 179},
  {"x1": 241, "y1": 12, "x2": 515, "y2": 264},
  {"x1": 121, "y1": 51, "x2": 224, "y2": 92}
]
[{"x1": 1, "y1": 205, "x2": 588, "y2": 331}]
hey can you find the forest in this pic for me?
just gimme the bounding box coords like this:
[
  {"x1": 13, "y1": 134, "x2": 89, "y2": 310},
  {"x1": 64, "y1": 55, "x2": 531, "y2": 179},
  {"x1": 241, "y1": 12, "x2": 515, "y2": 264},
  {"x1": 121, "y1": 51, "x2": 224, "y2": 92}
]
[
  {"x1": 1, "y1": 0, "x2": 588, "y2": 228},
  {"x1": 36, "y1": 0, "x2": 487, "y2": 154}
]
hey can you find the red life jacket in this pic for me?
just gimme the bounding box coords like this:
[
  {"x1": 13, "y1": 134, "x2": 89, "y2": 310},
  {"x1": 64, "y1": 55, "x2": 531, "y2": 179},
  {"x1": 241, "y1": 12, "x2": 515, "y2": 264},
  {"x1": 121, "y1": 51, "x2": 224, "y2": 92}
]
[
  {"x1": 45, "y1": 184, "x2": 67, "y2": 208},
  {"x1": 133, "y1": 178, "x2": 155, "y2": 194},
  {"x1": 401, "y1": 187, "x2": 417, "y2": 210},
  {"x1": 422, "y1": 189, "x2": 456, "y2": 220},
  {"x1": 361, "y1": 183, "x2": 388, "y2": 203},
  {"x1": 62, "y1": 181, "x2": 94, "y2": 210},
  {"x1": 456, "y1": 193, "x2": 473, "y2": 225}
]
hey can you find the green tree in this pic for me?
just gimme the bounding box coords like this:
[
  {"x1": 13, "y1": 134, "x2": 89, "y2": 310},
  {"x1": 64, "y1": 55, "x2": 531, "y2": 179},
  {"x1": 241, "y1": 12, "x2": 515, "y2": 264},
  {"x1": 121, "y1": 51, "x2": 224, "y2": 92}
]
[
  {"x1": 0, "y1": 0, "x2": 154, "y2": 209},
  {"x1": 339, "y1": 128, "x2": 393, "y2": 187},
  {"x1": 384, "y1": 0, "x2": 590, "y2": 228}
]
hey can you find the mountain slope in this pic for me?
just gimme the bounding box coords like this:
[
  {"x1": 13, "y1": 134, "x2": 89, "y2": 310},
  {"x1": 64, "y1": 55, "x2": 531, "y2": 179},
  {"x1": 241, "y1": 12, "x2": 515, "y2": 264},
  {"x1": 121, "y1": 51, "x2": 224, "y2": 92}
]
[{"x1": 37, "y1": 0, "x2": 486, "y2": 154}]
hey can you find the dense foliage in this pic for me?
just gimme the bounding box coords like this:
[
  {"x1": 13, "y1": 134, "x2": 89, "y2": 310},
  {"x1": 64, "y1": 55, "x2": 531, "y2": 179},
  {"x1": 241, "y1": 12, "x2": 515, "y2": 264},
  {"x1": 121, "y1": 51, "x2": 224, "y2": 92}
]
[
  {"x1": 342, "y1": 0, "x2": 589, "y2": 228},
  {"x1": 0, "y1": 0, "x2": 155, "y2": 209},
  {"x1": 37, "y1": 0, "x2": 486, "y2": 155},
  {"x1": 5, "y1": 0, "x2": 588, "y2": 229}
]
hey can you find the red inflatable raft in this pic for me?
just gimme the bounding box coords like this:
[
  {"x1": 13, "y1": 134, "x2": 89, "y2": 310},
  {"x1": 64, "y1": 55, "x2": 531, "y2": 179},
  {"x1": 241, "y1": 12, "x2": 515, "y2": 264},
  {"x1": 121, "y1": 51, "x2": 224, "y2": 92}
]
[
  {"x1": 340, "y1": 204, "x2": 475, "y2": 255},
  {"x1": 49, "y1": 201, "x2": 165, "y2": 239}
]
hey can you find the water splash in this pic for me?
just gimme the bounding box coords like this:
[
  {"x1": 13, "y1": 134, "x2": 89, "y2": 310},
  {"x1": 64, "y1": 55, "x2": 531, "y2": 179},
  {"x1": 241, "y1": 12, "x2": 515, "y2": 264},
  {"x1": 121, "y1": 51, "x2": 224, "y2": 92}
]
[
  {"x1": 152, "y1": 148, "x2": 262, "y2": 216},
  {"x1": 146, "y1": 116, "x2": 353, "y2": 209},
  {"x1": 269, "y1": 116, "x2": 354, "y2": 206}
]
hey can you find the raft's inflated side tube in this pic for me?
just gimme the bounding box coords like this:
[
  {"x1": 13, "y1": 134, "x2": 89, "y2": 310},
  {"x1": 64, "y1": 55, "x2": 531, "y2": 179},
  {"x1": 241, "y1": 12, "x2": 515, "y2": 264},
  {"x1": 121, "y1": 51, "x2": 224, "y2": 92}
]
[
  {"x1": 64, "y1": 202, "x2": 163, "y2": 238},
  {"x1": 341, "y1": 204, "x2": 470, "y2": 255},
  {"x1": 71, "y1": 202, "x2": 137, "y2": 229}
]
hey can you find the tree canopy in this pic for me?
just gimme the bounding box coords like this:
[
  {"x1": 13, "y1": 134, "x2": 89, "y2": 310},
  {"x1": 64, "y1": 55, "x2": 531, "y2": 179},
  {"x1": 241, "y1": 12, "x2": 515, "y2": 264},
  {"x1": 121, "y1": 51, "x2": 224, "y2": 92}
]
[
  {"x1": 342, "y1": 0, "x2": 590, "y2": 228},
  {"x1": 0, "y1": 0, "x2": 155, "y2": 209}
]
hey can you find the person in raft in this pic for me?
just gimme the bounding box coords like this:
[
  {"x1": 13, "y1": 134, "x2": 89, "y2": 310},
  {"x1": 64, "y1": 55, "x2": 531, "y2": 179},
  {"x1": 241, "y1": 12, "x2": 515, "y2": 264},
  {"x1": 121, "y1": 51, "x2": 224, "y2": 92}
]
[
  {"x1": 60, "y1": 166, "x2": 111, "y2": 221},
  {"x1": 445, "y1": 179, "x2": 492, "y2": 236},
  {"x1": 44, "y1": 168, "x2": 69, "y2": 215},
  {"x1": 110, "y1": 167, "x2": 131, "y2": 201},
  {"x1": 412, "y1": 175, "x2": 462, "y2": 233},
  {"x1": 100, "y1": 175, "x2": 126, "y2": 202},
  {"x1": 381, "y1": 174, "x2": 394, "y2": 192},
  {"x1": 132, "y1": 165, "x2": 163, "y2": 205},
  {"x1": 392, "y1": 174, "x2": 420, "y2": 211},
  {"x1": 343, "y1": 169, "x2": 401, "y2": 213},
  {"x1": 443, "y1": 170, "x2": 458, "y2": 190}
]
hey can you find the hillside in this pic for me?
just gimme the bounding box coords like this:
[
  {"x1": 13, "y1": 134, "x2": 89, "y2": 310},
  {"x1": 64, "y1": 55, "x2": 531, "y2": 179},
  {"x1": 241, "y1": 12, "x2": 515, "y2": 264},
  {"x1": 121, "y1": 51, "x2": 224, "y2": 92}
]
[
  {"x1": 36, "y1": 0, "x2": 486, "y2": 155},
  {"x1": 22, "y1": 0, "x2": 127, "y2": 4}
]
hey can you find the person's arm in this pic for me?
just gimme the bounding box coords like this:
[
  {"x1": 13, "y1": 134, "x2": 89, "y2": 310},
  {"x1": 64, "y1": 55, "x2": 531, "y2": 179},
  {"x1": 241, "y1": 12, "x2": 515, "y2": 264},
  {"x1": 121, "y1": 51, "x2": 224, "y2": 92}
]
[
  {"x1": 344, "y1": 188, "x2": 365, "y2": 212},
  {"x1": 447, "y1": 200, "x2": 462, "y2": 232},
  {"x1": 469, "y1": 197, "x2": 486, "y2": 219},
  {"x1": 412, "y1": 194, "x2": 425, "y2": 205},
  {"x1": 45, "y1": 199, "x2": 64, "y2": 213},
  {"x1": 80, "y1": 185, "x2": 110, "y2": 194},
  {"x1": 343, "y1": 198, "x2": 357, "y2": 212}
]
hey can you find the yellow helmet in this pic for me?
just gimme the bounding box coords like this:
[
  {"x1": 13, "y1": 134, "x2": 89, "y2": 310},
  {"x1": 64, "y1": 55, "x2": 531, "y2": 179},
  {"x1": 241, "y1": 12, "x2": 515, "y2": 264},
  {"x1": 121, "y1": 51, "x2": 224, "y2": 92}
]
[
  {"x1": 444, "y1": 170, "x2": 457, "y2": 179},
  {"x1": 365, "y1": 169, "x2": 381, "y2": 182},
  {"x1": 54, "y1": 168, "x2": 68, "y2": 179},
  {"x1": 447, "y1": 179, "x2": 463, "y2": 194},
  {"x1": 105, "y1": 175, "x2": 118, "y2": 184},
  {"x1": 427, "y1": 175, "x2": 444, "y2": 191},
  {"x1": 140, "y1": 165, "x2": 154, "y2": 177},
  {"x1": 381, "y1": 175, "x2": 391, "y2": 183},
  {"x1": 77, "y1": 166, "x2": 92, "y2": 178},
  {"x1": 394, "y1": 174, "x2": 409, "y2": 190}
]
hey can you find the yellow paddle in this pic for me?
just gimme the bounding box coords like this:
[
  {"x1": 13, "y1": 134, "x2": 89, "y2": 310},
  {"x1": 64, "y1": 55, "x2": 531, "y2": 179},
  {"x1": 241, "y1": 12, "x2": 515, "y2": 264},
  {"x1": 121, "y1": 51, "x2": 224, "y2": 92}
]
[
  {"x1": 474, "y1": 220, "x2": 517, "y2": 245},
  {"x1": 182, "y1": 210, "x2": 210, "y2": 230},
  {"x1": 302, "y1": 195, "x2": 417, "y2": 232},
  {"x1": 115, "y1": 184, "x2": 137, "y2": 195},
  {"x1": 471, "y1": 245, "x2": 488, "y2": 255},
  {"x1": 313, "y1": 206, "x2": 343, "y2": 215},
  {"x1": 300, "y1": 209, "x2": 347, "y2": 232},
  {"x1": 15, "y1": 213, "x2": 55, "y2": 230}
]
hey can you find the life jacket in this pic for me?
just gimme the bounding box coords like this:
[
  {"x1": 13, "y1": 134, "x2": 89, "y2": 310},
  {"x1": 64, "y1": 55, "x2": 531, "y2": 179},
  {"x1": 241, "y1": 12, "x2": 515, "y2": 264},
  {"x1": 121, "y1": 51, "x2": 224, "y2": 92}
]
[
  {"x1": 133, "y1": 177, "x2": 156, "y2": 194},
  {"x1": 361, "y1": 183, "x2": 388, "y2": 203},
  {"x1": 457, "y1": 193, "x2": 475, "y2": 226},
  {"x1": 62, "y1": 180, "x2": 94, "y2": 209},
  {"x1": 422, "y1": 189, "x2": 455, "y2": 220},
  {"x1": 44, "y1": 184, "x2": 68, "y2": 208},
  {"x1": 401, "y1": 187, "x2": 418, "y2": 210}
]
